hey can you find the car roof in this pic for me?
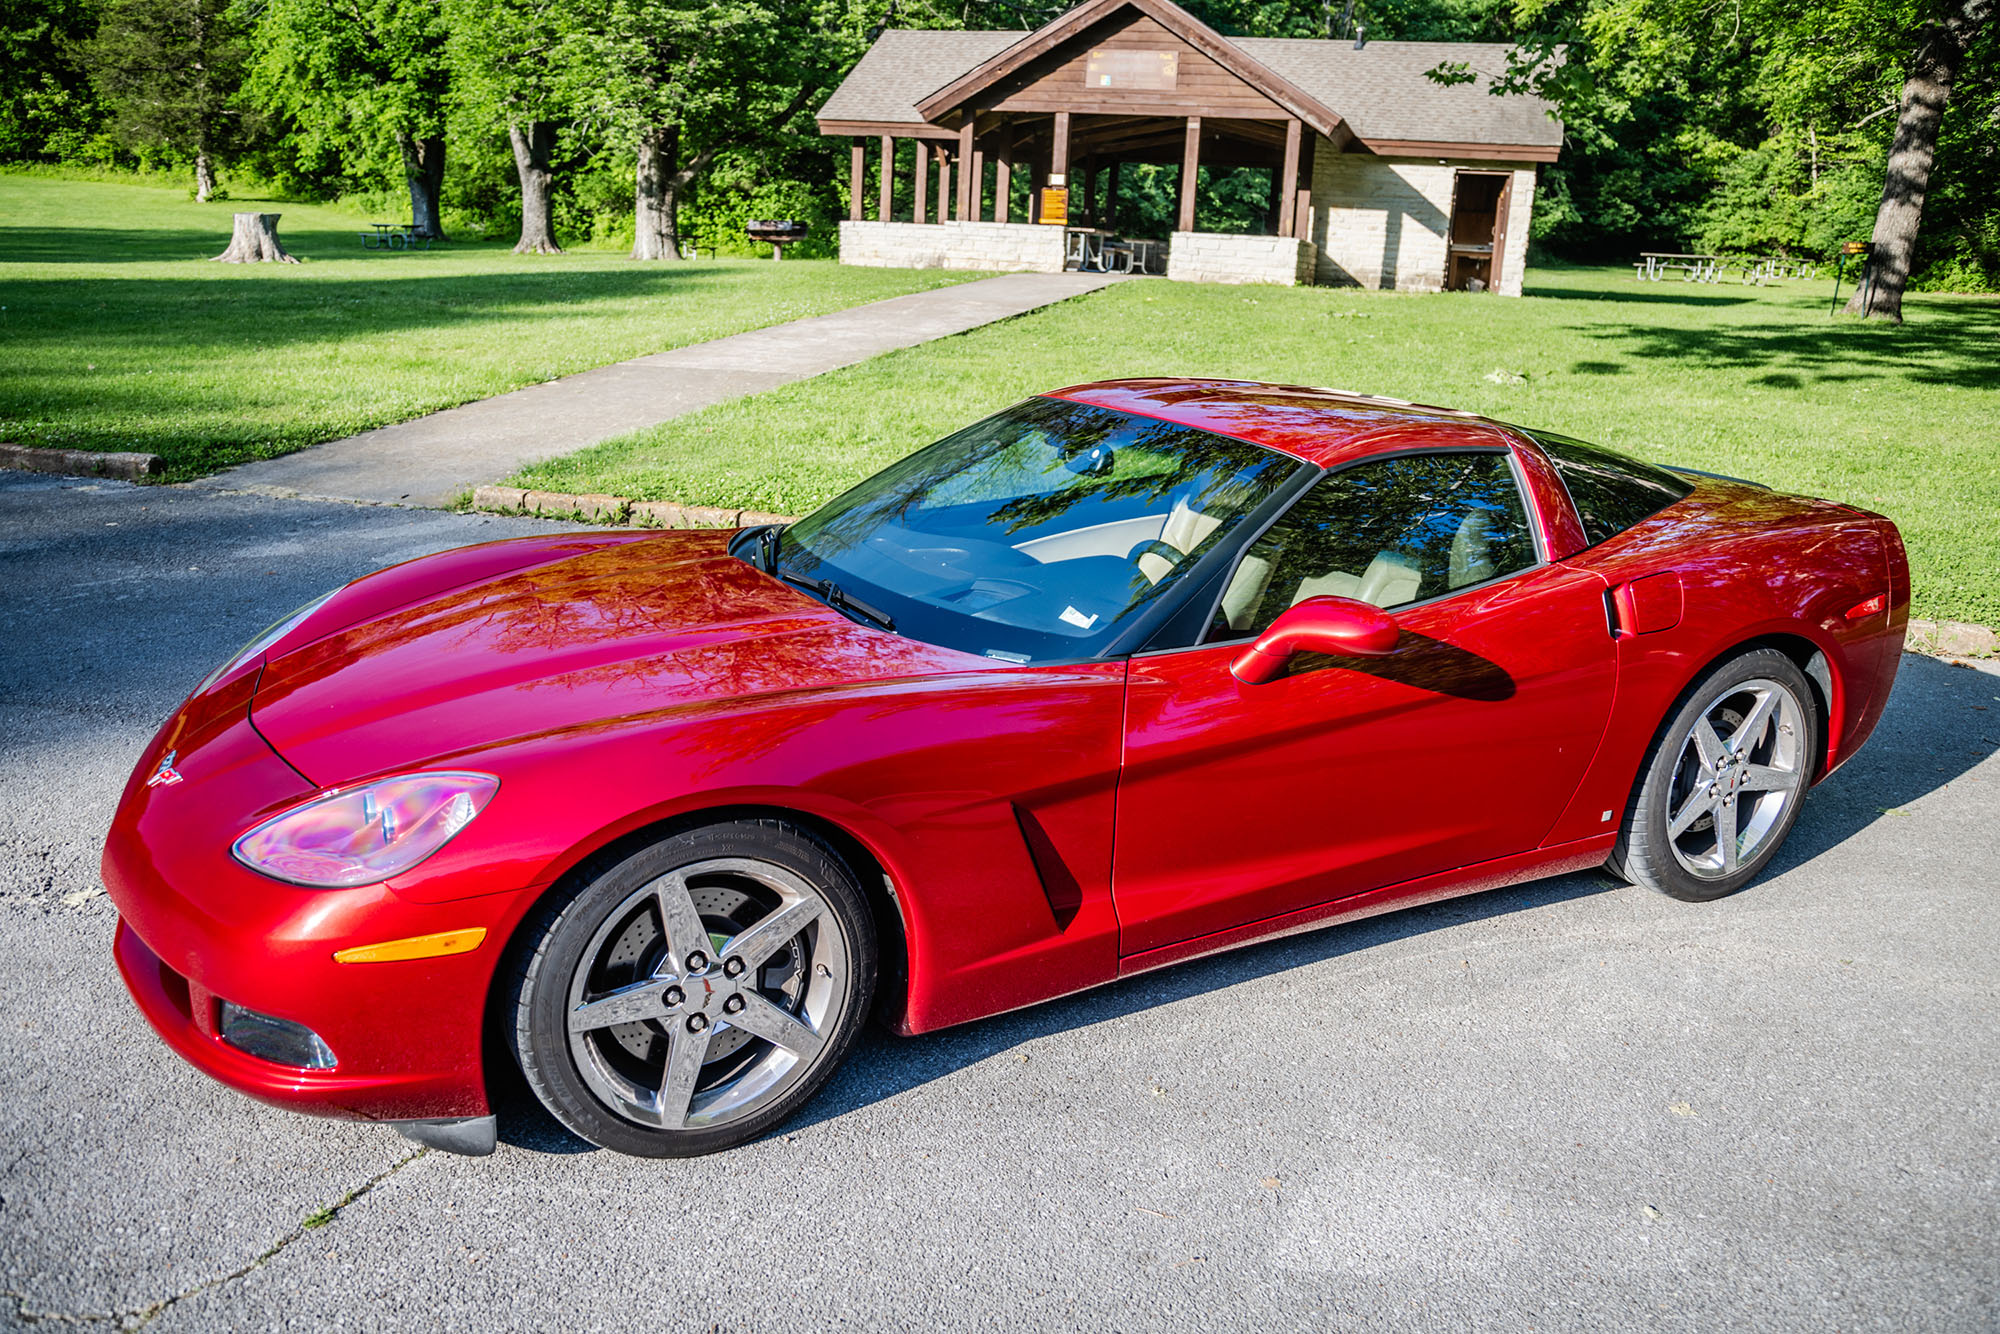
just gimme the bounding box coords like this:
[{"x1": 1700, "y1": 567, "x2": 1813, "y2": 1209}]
[{"x1": 1044, "y1": 378, "x2": 1526, "y2": 469}]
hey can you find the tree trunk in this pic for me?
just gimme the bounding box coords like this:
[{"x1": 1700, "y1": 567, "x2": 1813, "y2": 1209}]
[
  {"x1": 633, "y1": 124, "x2": 683, "y2": 260},
  {"x1": 211, "y1": 212, "x2": 299, "y2": 264},
  {"x1": 398, "y1": 133, "x2": 447, "y2": 240},
  {"x1": 194, "y1": 151, "x2": 216, "y2": 203},
  {"x1": 1846, "y1": 0, "x2": 1993, "y2": 321},
  {"x1": 509, "y1": 122, "x2": 561, "y2": 255}
]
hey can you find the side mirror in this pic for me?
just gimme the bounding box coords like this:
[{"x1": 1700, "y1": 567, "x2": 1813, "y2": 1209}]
[{"x1": 1231, "y1": 595, "x2": 1400, "y2": 684}]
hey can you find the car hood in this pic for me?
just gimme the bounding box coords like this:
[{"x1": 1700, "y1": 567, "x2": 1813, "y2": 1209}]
[{"x1": 250, "y1": 530, "x2": 985, "y2": 786}]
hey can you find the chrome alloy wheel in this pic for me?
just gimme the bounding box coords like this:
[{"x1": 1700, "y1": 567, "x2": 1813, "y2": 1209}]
[
  {"x1": 1664, "y1": 677, "x2": 1808, "y2": 881},
  {"x1": 563, "y1": 857, "x2": 848, "y2": 1131}
]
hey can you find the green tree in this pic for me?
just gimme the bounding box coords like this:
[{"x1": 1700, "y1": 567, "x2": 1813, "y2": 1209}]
[
  {"x1": 81, "y1": 0, "x2": 253, "y2": 199},
  {"x1": 1844, "y1": 0, "x2": 1993, "y2": 318},
  {"x1": 572, "y1": 0, "x2": 847, "y2": 259},
  {"x1": 444, "y1": 0, "x2": 588, "y2": 252},
  {"x1": 1, "y1": 0, "x2": 102, "y2": 162},
  {"x1": 1440, "y1": 0, "x2": 1996, "y2": 312},
  {"x1": 246, "y1": 0, "x2": 452, "y2": 236}
]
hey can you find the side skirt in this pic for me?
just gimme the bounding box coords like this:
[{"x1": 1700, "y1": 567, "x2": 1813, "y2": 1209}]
[{"x1": 1116, "y1": 834, "x2": 1618, "y2": 979}]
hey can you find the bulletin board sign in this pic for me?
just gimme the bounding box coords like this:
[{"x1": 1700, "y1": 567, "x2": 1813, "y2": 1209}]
[{"x1": 1039, "y1": 187, "x2": 1070, "y2": 226}]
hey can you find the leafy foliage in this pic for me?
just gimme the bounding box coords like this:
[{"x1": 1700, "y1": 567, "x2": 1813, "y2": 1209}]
[
  {"x1": 244, "y1": 0, "x2": 449, "y2": 197},
  {"x1": 1, "y1": 0, "x2": 1991, "y2": 284}
]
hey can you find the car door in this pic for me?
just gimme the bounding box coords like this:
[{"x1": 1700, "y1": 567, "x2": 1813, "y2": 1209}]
[{"x1": 1112, "y1": 446, "x2": 1617, "y2": 959}]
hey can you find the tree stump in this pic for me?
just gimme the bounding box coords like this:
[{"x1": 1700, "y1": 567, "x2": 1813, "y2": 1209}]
[{"x1": 212, "y1": 213, "x2": 300, "y2": 264}]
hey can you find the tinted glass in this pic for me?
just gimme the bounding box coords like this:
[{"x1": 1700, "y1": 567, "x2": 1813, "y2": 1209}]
[
  {"x1": 1530, "y1": 431, "x2": 1692, "y2": 547},
  {"x1": 775, "y1": 398, "x2": 1296, "y2": 663},
  {"x1": 1207, "y1": 451, "x2": 1536, "y2": 640}
]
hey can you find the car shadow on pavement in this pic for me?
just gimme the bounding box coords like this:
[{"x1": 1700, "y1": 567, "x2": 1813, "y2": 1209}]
[{"x1": 492, "y1": 651, "x2": 1998, "y2": 1156}]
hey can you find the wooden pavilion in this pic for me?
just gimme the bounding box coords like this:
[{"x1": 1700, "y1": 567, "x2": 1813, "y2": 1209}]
[{"x1": 816, "y1": 0, "x2": 1562, "y2": 291}]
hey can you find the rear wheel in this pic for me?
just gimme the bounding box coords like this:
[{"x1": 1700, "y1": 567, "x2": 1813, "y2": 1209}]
[
  {"x1": 509, "y1": 819, "x2": 875, "y2": 1157},
  {"x1": 1609, "y1": 648, "x2": 1817, "y2": 902}
]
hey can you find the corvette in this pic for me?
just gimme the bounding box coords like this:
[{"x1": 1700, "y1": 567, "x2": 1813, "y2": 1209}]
[{"x1": 104, "y1": 380, "x2": 1907, "y2": 1158}]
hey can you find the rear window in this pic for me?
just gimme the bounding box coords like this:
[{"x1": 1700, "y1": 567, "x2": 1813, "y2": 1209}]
[{"x1": 1529, "y1": 431, "x2": 1692, "y2": 547}]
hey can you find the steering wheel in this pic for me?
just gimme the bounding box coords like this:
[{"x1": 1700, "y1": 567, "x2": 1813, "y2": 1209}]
[{"x1": 1126, "y1": 539, "x2": 1185, "y2": 584}]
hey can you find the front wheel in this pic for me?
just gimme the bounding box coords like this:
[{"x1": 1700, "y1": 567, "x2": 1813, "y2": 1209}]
[
  {"x1": 1609, "y1": 647, "x2": 1818, "y2": 902},
  {"x1": 508, "y1": 819, "x2": 876, "y2": 1157}
]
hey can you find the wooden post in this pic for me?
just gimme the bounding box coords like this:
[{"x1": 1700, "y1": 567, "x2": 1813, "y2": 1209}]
[
  {"x1": 1178, "y1": 117, "x2": 1201, "y2": 233},
  {"x1": 1084, "y1": 160, "x2": 1098, "y2": 226},
  {"x1": 914, "y1": 141, "x2": 929, "y2": 224},
  {"x1": 970, "y1": 146, "x2": 985, "y2": 222},
  {"x1": 878, "y1": 136, "x2": 895, "y2": 220},
  {"x1": 957, "y1": 121, "x2": 976, "y2": 221},
  {"x1": 1293, "y1": 131, "x2": 1316, "y2": 240},
  {"x1": 850, "y1": 139, "x2": 865, "y2": 222},
  {"x1": 1106, "y1": 160, "x2": 1120, "y2": 230},
  {"x1": 995, "y1": 126, "x2": 1013, "y2": 224},
  {"x1": 1277, "y1": 119, "x2": 1301, "y2": 237},
  {"x1": 1050, "y1": 111, "x2": 1071, "y2": 181},
  {"x1": 937, "y1": 149, "x2": 952, "y2": 221}
]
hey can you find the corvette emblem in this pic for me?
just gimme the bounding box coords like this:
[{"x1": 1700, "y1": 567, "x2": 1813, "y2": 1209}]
[{"x1": 146, "y1": 750, "x2": 183, "y2": 788}]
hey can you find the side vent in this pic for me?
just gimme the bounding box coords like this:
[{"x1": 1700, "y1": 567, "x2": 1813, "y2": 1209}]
[
  {"x1": 1013, "y1": 805, "x2": 1083, "y2": 931},
  {"x1": 1609, "y1": 571, "x2": 1684, "y2": 637}
]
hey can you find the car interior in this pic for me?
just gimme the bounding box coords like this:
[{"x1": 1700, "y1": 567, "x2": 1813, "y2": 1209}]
[{"x1": 1207, "y1": 454, "x2": 1536, "y2": 640}]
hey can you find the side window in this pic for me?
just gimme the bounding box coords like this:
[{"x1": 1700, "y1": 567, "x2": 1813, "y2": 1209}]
[
  {"x1": 1207, "y1": 451, "x2": 1537, "y2": 640},
  {"x1": 1529, "y1": 431, "x2": 1692, "y2": 548}
]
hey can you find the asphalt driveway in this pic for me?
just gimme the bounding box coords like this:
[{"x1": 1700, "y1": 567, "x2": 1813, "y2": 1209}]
[{"x1": 2, "y1": 471, "x2": 1994, "y2": 1331}]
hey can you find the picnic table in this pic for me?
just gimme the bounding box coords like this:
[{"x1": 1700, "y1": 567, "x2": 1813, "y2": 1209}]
[
  {"x1": 1736, "y1": 255, "x2": 1821, "y2": 284},
  {"x1": 1637, "y1": 252, "x2": 1822, "y2": 285},
  {"x1": 358, "y1": 222, "x2": 435, "y2": 251},
  {"x1": 1636, "y1": 252, "x2": 1723, "y2": 282},
  {"x1": 1066, "y1": 229, "x2": 1163, "y2": 275}
]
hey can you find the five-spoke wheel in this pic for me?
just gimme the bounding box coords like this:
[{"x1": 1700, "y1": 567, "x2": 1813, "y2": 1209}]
[
  {"x1": 509, "y1": 820, "x2": 875, "y2": 1156},
  {"x1": 1610, "y1": 647, "x2": 1819, "y2": 901}
]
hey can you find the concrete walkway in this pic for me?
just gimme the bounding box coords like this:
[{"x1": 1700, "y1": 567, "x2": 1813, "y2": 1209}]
[{"x1": 205, "y1": 271, "x2": 1122, "y2": 508}]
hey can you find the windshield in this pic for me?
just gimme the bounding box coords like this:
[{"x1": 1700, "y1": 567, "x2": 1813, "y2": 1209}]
[{"x1": 766, "y1": 398, "x2": 1297, "y2": 662}]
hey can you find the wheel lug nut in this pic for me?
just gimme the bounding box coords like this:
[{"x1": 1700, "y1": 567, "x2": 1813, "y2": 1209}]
[
  {"x1": 723, "y1": 957, "x2": 746, "y2": 978},
  {"x1": 686, "y1": 1013, "x2": 709, "y2": 1033},
  {"x1": 663, "y1": 985, "x2": 685, "y2": 1008},
  {"x1": 686, "y1": 951, "x2": 708, "y2": 973},
  {"x1": 723, "y1": 994, "x2": 745, "y2": 1014}
]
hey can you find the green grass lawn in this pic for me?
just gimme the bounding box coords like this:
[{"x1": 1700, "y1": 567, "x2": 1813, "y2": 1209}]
[
  {"x1": 0, "y1": 174, "x2": 973, "y2": 478},
  {"x1": 512, "y1": 267, "x2": 2000, "y2": 628}
]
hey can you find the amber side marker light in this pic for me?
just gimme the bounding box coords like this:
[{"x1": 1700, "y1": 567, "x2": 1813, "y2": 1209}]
[
  {"x1": 1846, "y1": 594, "x2": 1887, "y2": 621},
  {"x1": 334, "y1": 927, "x2": 487, "y2": 964}
]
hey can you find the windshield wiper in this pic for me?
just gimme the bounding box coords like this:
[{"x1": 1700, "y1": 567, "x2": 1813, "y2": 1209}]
[
  {"x1": 776, "y1": 566, "x2": 896, "y2": 633},
  {"x1": 755, "y1": 524, "x2": 782, "y2": 574}
]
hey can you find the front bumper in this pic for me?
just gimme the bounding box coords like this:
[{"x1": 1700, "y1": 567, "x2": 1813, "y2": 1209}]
[{"x1": 103, "y1": 701, "x2": 509, "y2": 1125}]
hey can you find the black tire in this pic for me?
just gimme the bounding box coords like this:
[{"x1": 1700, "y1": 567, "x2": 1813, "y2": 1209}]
[
  {"x1": 508, "y1": 818, "x2": 876, "y2": 1157},
  {"x1": 1608, "y1": 647, "x2": 1819, "y2": 903}
]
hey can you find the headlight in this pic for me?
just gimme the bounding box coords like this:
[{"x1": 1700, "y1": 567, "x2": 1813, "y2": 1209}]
[
  {"x1": 193, "y1": 588, "x2": 342, "y2": 695},
  {"x1": 231, "y1": 772, "x2": 500, "y2": 888}
]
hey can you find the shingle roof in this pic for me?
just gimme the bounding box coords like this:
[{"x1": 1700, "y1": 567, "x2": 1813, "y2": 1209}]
[
  {"x1": 1236, "y1": 40, "x2": 1560, "y2": 147},
  {"x1": 816, "y1": 24, "x2": 1562, "y2": 152},
  {"x1": 816, "y1": 30, "x2": 1024, "y2": 125}
]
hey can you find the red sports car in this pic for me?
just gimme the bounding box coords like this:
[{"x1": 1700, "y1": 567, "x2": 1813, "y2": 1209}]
[{"x1": 104, "y1": 380, "x2": 1908, "y2": 1158}]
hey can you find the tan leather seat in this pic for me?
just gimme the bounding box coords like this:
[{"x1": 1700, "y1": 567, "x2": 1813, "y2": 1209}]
[
  {"x1": 1448, "y1": 509, "x2": 1498, "y2": 588},
  {"x1": 1136, "y1": 497, "x2": 1227, "y2": 583}
]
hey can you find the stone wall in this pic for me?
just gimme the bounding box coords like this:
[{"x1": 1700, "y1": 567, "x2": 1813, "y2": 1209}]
[
  {"x1": 1494, "y1": 167, "x2": 1536, "y2": 298},
  {"x1": 1165, "y1": 232, "x2": 1317, "y2": 286},
  {"x1": 837, "y1": 220, "x2": 1066, "y2": 272},
  {"x1": 1308, "y1": 148, "x2": 1540, "y2": 296}
]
